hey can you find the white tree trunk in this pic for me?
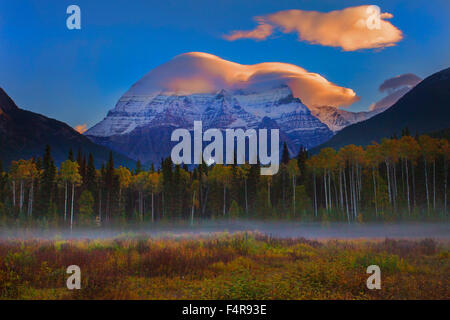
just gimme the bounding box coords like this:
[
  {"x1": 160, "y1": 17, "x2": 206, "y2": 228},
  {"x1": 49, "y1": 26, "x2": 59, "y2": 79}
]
[
  {"x1": 162, "y1": 192, "x2": 164, "y2": 217},
  {"x1": 28, "y1": 180, "x2": 34, "y2": 216},
  {"x1": 444, "y1": 160, "x2": 447, "y2": 214},
  {"x1": 119, "y1": 188, "x2": 122, "y2": 213},
  {"x1": 405, "y1": 159, "x2": 410, "y2": 214},
  {"x1": 343, "y1": 168, "x2": 349, "y2": 222},
  {"x1": 70, "y1": 183, "x2": 75, "y2": 232},
  {"x1": 19, "y1": 180, "x2": 24, "y2": 212},
  {"x1": 393, "y1": 164, "x2": 398, "y2": 211},
  {"x1": 191, "y1": 190, "x2": 195, "y2": 226},
  {"x1": 339, "y1": 169, "x2": 344, "y2": 210},
  {"x1": 292, "y1": 174, "x2": 296, "y2": 215},
  {"x1": 98, "y1": 189, "x2": 102, "y2": 223},
  {"x1": 313, "y1": 172, "x2": 317, "y2": 217},
  {"x1": 223, "y1": 185, "x2": 226, "y2": 216},
  {"x1": 386, "y1": 161, "x2": 391, "y2": 204},
  {"x1": 372, "y1": 166, "x2": 378, "y2": 217},
  {"x1": 433, "y1": 160, "x2": 436, "y2": 210},
  {"x1": 12, "y1": 180, "x2": 16, "y2": 207},
  {"x1": 324, "y1": 171, "x2": 328, "y2": 211},
  {"x1": 139, "y1": 191, "x2": 143, "y2": 221},
  {"x1": 244, "y1": 179, "x2": 248, "y2": 215},
  {"x1": 152, "y1": 192, "x2": 154, "y2": 222},
  {"x1": 424, "y1": 159, "x2": 430, "y2": 212},
  {"x1": 352, "y1": 164, "x2": 357, "y2": 219},
  {"x1": 412, "y1": 164, "x2": 416, "y2": 209},
  {"x1": 327, "y1": 171, "x2": 331, "y2": 209},
  {"x1": 64, "y1": 182, "x2": 68, "y2": 221}
]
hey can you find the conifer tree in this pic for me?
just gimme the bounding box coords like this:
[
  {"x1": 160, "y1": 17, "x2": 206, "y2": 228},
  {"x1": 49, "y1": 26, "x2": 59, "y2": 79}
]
[
  {"x1": 39, "y1": 145, "x2": 56, "y2": 216},
  {"x1": 76, "y1": 148, "x2": 87, "y2": 184},
  {"x1": 296, "y1": 145, "x2": 308, "y2": 184},
  {"x1": 105, "y1": 151, "x2": 115, "y2": 221},
  {"x1": 68, "y1": 148, "x2": 74, "y2": 161},
  {"x1": 98, "y1": 162, "x2": 106, "y2": 221},
  {"x1": 135, "y1": 160, "x2": 142, "y2": 174},
  {"x1": 85, "y1": 153, "x2": 97, "y2": 194},
  {"x1": 76, "y1": 148, "x2": 83, "y2": 167},
  {"x1": 281, "y1": 142, "x2": 290, "y2": 165},
  {"x1": 161, "y1": 157, "x2": 173, "y2": 217}
]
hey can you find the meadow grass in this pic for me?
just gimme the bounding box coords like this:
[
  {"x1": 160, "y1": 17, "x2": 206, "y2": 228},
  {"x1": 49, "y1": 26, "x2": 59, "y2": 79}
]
[{"x1": 0, "y1": 233, "x2": 448, "y2": 300}]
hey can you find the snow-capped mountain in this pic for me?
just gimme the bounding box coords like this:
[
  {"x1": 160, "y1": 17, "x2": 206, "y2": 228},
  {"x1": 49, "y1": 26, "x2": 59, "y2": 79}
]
[
  {"x1": 309, "y1": 105, "x2": 383, "y2": 132},
  {"x1": 85, "y1": 52, "x2": 372, "y2": 164},
  {"x1": 86, "y1": 85, "x2": 333, "y2": 164}
]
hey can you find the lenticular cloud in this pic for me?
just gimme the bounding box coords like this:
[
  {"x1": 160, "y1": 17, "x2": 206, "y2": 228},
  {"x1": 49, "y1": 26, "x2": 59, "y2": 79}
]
[
  {"x1": 369, "y1": 73, "x2": 422, "y2": 111},
  {"x1": 126, "y1": 52, "x2": 359, "y2": 108}
]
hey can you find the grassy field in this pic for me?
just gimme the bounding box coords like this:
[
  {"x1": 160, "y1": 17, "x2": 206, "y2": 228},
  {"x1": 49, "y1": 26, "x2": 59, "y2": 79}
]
[{"x1": 0, "y1": 233, "x2": 448, "y2": 300}]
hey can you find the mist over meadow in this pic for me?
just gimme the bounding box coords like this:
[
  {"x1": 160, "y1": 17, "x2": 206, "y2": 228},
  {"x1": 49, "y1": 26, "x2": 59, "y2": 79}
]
[{"x1": 0, "y1": 220, "x2": 448, "y2": 240}]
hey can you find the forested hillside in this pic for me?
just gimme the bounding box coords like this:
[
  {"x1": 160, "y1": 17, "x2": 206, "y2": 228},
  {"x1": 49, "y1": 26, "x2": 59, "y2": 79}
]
[{"x1": 0, "y1": 131, "x2": 448, "y2": 227}]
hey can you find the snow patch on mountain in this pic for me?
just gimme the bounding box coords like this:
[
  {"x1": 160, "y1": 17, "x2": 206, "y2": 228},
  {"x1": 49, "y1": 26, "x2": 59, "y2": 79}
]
[{"x1": 308, "y1": 105, "x2": 383, "y2": 132}]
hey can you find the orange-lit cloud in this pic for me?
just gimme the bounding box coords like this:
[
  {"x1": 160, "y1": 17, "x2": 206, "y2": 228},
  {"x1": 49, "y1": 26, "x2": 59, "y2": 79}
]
[
  {"x1": 224, "y1": 17, "x2": 274, "y2": 41},
  {"x1": 224, "y1": 5, "x2": 403, "y2": 51},
  {"x1": 126, "y1": 52, "x2": 359, "y2": 108},
  {"x1": 74, "y1": 124, "x2": 87, "y2": 134}
]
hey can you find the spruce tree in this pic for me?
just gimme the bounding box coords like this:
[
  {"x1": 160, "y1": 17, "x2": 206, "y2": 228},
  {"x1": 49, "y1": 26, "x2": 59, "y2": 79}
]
[
  {"x1": 296, "y1": 145, "x2": 308, "y2": 184},
  {"x1": 39, "y1": 145, "x2": 56, "y2": 216},
  {"x1": 68, "y1": 148, "x2": 74, "y2": 161},
  {"x1": 98, "y1": 162, "x2": 106, "y2": 222},
  {"x1": 85, "y1": 153, "x2": 97, "y2": 194},
  {"x1": 76, "y1": 148, "x2": 83, "y2": 166},
  {"x1": 81, "y1": 154, "x2": 87, "y2": 182},
  {"x1": 135, "y1": 160, "x2": 142, "y2": 174},
  {"x1": 404, "y1": 126, "x2": 411, "y2": 137},
  {"x1": 161, "y1": 157, "x2": 173, "y2": 217},
  {"x1": 281, "y1": 142, "x2": 290, "y2": 165},
  {"x1": 105, "y1": 152, "x2": 115, "y2": 221},
  {"x1": 173, "y1": 164, "x2": 182, "y2": 217}
]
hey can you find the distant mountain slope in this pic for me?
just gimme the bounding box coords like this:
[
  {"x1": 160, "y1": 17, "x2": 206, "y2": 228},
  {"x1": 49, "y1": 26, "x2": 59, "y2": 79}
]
[
  {"x1": 0, "y1": 88, "x2": 135, "y2": 168},
  {"x1": 308, "y1": 105, "x2": 382, "y2": 132},
  {"x1": 312, "y1": 67, "x2": 450, "y2": 151}
]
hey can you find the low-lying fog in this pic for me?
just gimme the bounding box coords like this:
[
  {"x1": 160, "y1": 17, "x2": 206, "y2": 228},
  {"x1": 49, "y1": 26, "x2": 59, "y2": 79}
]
[{"x1": 0, "y1": 221, "x2": 449, "y2": 240}]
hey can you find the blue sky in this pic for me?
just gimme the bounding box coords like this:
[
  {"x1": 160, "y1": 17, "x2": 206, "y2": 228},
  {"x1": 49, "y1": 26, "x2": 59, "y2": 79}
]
[{"x1": 0, "y1": 0, "x2": 449, "y2": 129}]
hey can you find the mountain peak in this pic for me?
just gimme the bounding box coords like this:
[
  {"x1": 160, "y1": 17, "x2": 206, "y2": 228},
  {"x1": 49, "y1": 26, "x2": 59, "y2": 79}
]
[
  {"x1": 0, "y1": 87, "x2": 135, "y2": 168},
  {"x1": 308, "y1": 105, "x2": 380, "y2": 132},
  {"x1": 216, "y1": 88, "x2": 232, "y2": 98},
  {"x1": 0, "y1": 87, "x2": 19, "y2": 113}
]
